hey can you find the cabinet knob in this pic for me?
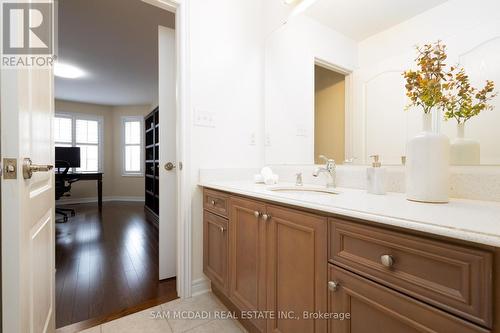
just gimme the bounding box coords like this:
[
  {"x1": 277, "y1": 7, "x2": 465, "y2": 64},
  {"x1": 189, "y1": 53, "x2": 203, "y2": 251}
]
[
  {"x1": 262, "y1": 214, "x2": 271, "y2": 221},
  {"x1": 380, "y1": 254, "x2": 395, "y2": 268},
  {"x1": 328, "y1": 281, "x2": 339, "y2": 292},
  {"x1": 254, "y1": 211, "x2": 261, "y2": 218},
  {"x1": 211, "y1": 200, "x2": 216, "y2": 206},
  {"x1": 219, "y1": 226, "x2": 225, "y2": 233}
]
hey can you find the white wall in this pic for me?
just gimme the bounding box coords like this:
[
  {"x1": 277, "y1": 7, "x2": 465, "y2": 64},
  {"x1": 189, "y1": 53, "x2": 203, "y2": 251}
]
[
  {"x1": 264, "y1": 14, "x2": 358, "y2": 165},
  {"x1": 354, "y1": 0, "x2": 500, "y2": 165},
  {"x1": 188, "y1": 0, "x2": 266, "y2": 283}
]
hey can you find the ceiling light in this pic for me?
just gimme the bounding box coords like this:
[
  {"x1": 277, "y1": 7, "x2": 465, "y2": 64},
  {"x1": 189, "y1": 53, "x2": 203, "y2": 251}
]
[
  {"x1": 54, "y1": 62, "x2": 85, "y2": 79},
  {"x1": 284, "y1": 0, "x2": 301, "y2": 4}
]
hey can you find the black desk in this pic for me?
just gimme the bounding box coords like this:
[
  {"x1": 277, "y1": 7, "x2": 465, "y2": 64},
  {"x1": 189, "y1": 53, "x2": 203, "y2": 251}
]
[{"x1": 56, "y1": 172, "x2": 103, "y2": 210}]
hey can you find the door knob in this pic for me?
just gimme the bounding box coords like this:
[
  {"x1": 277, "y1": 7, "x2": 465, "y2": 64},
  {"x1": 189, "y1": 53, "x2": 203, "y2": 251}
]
[
  {"x1": 164, "y1": 162, "x2": 176, "y2": 171},
  {"x1": 23, "y1": 158, "x2": 53, "y2": 179}
]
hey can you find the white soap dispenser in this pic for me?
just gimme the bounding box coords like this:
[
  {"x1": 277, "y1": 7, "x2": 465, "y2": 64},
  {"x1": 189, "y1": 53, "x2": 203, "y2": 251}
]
[{"x1": 367, "y1": 155, "x2": 386, "y2": 195}]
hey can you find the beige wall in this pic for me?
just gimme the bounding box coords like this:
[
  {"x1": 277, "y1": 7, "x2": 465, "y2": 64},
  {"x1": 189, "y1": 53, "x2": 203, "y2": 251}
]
[
  {"x1": 314, "y1": 66, "x2": 345, "y2": 165},
  {"x1": 55, "y1": 99, "x2": 151, "y2": 201}
]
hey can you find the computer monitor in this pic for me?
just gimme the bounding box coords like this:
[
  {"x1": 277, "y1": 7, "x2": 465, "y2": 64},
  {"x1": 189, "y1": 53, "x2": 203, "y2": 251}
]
[{"x1": 55, "y1": 147, "x2": 81, "y2": 168}]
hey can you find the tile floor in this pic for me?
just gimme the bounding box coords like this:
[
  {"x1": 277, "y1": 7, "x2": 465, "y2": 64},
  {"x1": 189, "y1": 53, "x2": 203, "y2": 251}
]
[{"x1": 78, "y1": 292, "x2": 247, "y2": 333}]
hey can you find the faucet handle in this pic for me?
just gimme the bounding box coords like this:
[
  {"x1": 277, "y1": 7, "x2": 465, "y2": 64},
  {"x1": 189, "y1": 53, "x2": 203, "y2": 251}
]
[{"x1": 319, "y1": 155, "x2": 335, "y2": 163}]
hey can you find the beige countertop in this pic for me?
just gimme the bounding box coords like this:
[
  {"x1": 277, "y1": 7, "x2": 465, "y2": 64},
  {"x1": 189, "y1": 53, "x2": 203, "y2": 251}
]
[{"x1": 199, "y1": 180, "x2": 500, "y2": 247}]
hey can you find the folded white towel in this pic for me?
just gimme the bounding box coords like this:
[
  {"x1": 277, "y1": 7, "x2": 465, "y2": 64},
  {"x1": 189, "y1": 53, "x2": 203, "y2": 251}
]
[
  {"x1": 260, "y1": 167, "x2": 279, "y2": 185},
  {"x1": 254, "y1": 174, "x2": 264, "y2": 183}
]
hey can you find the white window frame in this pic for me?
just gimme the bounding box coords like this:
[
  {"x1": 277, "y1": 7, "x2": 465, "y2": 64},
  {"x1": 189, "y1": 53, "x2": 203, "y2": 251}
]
[
  {"x1": 121, "y1": 116, "x2": 144, "y2": 176},
  {"x1": 55, "y1": 112, "x2": 104, "y2": 173}
]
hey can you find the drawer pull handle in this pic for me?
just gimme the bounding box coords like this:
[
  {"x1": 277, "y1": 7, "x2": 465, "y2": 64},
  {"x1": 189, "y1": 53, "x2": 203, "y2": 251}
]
[
  {"x1": 254, "y1": 211, "x2": 261, "y2": 218},
  {"x1": 328, "y1": 281, "x2": 339, "y2": 292},
  {"x1": 262, "y1": 214, "x2": 271, "y2": 221},
  {"x1": 381, "y1": 255, "x2": 395, "y2": 268}
]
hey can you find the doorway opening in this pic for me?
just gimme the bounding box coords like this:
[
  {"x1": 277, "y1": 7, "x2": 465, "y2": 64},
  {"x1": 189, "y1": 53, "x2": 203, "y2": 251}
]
[
  {"x1": 54, "y1": 0, "x2": 177, "y2": 329},
  {"x1": 314, "y1": 64, "x2": 348, "y2": 165}
]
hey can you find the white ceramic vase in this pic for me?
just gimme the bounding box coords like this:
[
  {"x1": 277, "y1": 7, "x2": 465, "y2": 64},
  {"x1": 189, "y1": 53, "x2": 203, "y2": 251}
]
[
  {"x1": 406, "y1": 113, "x2": 450, "y2": 203},
  {"x1": 450, "y1": 123, "x2": 480, "y2": 166}
]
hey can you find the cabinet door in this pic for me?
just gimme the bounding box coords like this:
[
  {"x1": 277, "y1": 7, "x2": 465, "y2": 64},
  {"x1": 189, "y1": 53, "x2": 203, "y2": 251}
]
[
  {"x1": 266, "y1": 205, "x2": 327, "y2": 333},
  {"x1": 328, "y1": 265, "x2": 489, "y2": 333},
  {"x1": 230, "y1": 197, "x2": 267, "y2": 333},
  {"x1": 203, "y1": 211, "x2": 229, "y2": 294}
]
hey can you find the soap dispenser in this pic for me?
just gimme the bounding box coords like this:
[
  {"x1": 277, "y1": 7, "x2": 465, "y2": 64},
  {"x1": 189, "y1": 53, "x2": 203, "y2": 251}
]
[{"x1": 367, "y1": 155, "x2": 386, "y2": 195}]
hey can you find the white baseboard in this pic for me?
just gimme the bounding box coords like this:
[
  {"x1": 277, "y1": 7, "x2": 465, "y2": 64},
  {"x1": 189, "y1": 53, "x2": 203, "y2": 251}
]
[
  {"x1": 191, "y1": 277, "x2": 211, "y2": 297},
  {"x1": 57, "y1": 196, "x2": 145, "y2": 205}
]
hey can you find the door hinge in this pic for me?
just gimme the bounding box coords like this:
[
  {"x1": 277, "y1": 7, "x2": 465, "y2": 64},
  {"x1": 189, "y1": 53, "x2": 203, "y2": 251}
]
[{"x1": 3, "y1": 158, "x2": 17, "y2": 179}]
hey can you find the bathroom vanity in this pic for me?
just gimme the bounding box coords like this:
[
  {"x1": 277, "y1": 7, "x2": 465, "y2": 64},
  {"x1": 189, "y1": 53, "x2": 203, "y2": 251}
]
[{"x1": 201, "y1": 184, "x2": 500, "y2": 333}]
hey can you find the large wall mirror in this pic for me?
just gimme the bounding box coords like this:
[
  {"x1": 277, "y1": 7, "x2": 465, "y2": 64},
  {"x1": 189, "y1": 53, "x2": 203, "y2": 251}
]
[{"x1": 264, "y1": 0, "x2": 500, "y2": 166}]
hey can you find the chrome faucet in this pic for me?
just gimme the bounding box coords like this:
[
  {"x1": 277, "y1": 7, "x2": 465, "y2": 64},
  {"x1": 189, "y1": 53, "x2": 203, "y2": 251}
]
[{"x1": 313, "y1": 155, "x2": 336, "y2": 188}]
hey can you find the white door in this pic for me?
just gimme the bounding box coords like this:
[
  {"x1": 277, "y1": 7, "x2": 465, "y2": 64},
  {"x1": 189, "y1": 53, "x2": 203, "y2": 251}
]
[
  {"x1": 1, "y1": 1, "x2": 56, "y2": 331},
  {"x1": 158, "y1": 25, "x2": 177, "y2": 280},
  {"x1": 1, "y1": 66, "x2": 55, "y2": 331}
]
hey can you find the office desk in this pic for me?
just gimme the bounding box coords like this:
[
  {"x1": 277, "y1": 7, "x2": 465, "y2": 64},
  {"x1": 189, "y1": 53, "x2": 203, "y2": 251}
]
[{"x1": 56, "y1": 172, "x2": 103, "y2": 210}]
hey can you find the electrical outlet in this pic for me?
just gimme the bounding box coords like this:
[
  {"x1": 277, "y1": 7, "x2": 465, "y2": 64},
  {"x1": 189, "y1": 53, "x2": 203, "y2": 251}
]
[
  {"x1": 249, "y1": 132, "x2": 256, "y2": 146},
  {"x1": 194, "y1": 109, "x2": 215, "y2": 128},
  {"x1": 296, "y1": 126, "x2": 307, "y2": 137},
  {"x1": 265, "y1": 133, "x2": 271, "y2": 147}
]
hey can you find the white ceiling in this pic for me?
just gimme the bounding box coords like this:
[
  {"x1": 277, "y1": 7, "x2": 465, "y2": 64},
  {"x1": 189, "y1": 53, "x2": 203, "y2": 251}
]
[
  {"x1": 56, "y1": 0, "x2": 175, "y2": 106},
  {"x1": 305, "y1": 0, "x2": 449, "y2": 41}
]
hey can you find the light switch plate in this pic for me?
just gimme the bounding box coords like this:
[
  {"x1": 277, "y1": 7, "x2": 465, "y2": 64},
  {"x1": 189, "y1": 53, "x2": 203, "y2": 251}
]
[{"x1": 194, "y1": 109, "x2": 215, "y2": 128}]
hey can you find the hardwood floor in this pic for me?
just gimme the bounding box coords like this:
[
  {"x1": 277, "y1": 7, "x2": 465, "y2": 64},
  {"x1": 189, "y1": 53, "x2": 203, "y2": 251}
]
[{"x1": 55, "y1": 201, "x2": 177, "y2": 329}]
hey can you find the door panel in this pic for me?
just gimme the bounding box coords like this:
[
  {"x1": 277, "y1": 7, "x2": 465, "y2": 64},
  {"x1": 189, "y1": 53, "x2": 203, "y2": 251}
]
[
  {"x1": 158, "y1": 25, "x2": 177, "y2": 280},
  {"x1": 266, "y1": 205, "x2": 327, "y2": 333},
  {"x1": 31, "y1": 211, "x2": 54, "y2": 333},
  {"x1": 203, "y1": 211, "x2": 228, "y2": 293},
  {"x1": 229, "y1": 197, "x2": 267, "y2": 332}
]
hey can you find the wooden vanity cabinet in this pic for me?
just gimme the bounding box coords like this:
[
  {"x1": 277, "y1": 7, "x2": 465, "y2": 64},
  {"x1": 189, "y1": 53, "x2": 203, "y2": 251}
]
[{"x1": 202, "y1": 188, "x2": 495, "y2": 333}]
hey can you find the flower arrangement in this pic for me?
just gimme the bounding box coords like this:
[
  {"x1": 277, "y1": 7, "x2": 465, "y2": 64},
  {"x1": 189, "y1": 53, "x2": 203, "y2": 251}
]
[
  {"x1": 403, "y1": 41, "x2": 451, "y2": 114},
  {"x1": 442, "y1": 68, "x2": 497, "y2": 124},
  {"x1": 403, "y1": 40, "x2": 497, "y2": 122}
]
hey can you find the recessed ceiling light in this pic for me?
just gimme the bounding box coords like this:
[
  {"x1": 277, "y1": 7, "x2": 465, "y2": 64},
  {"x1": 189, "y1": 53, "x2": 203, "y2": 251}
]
[{"x1": 54, "y1": 62, "x2": 85, "y2": 79}]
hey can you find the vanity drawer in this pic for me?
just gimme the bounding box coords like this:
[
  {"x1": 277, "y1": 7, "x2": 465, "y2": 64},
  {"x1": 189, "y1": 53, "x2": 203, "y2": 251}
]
[
  {"x1": 203, "y1": 189, "x2": 229, "y2": 218},
  {"x1": 329, "y1": 219, "x2": 493, "y2": 327}
]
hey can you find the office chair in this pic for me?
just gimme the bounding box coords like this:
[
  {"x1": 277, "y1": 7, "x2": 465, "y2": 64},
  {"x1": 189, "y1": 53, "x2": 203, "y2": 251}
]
[{"x1": 55, "y1": 161, "x2": 79, "y2": 222}]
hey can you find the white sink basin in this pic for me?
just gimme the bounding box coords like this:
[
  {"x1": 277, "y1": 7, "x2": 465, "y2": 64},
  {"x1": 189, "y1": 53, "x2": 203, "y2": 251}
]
[{"x1": 267, "y1": 185, "x2": 339, "y2": 196}]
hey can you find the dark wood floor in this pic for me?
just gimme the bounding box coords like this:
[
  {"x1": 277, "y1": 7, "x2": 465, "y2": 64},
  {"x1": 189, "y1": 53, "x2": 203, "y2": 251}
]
[{"x1": 55, "y1": 202, "x2": 177, "y2": 329}]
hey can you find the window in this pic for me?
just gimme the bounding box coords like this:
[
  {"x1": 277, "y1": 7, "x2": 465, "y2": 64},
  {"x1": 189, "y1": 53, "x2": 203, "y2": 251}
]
[
  {"x1": 54, "y1": 113, "x2": 102, "y2": 172},
  {"x1": 122, "y1": 117, "x2": 143, "y2": 175}
]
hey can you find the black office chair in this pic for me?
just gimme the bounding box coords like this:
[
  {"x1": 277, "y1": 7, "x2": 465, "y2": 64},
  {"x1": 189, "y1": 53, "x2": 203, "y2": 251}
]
[{"x1": 55, "y1": 161, "x2": 79, "y2": 222}]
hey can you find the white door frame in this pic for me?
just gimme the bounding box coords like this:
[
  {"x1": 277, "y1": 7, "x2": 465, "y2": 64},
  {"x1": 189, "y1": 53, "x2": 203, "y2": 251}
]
[{"x1": 140, "y1": 0, "x2": 193, "y2": 298}]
